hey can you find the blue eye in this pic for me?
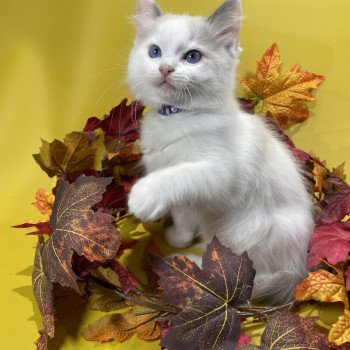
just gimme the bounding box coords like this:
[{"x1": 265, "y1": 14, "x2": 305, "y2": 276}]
[
  {"x1": 149, "y1": 45, "x2": 162, "y2": 58},
  {"x1": 184, "y1": 50, "x2": 202, "y2": 64}
]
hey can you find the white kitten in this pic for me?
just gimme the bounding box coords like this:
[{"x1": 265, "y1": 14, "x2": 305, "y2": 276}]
[{"x1": 126, "y1": 0, "x2": 314, "y2": 303}]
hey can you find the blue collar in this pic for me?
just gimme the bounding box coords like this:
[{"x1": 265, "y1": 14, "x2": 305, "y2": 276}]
[{"x1": 158, "y1": 105, "x2": 184, "y2": 116}]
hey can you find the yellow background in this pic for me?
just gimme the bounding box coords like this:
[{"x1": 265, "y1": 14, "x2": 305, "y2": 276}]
[{"x1": 1, "y1": 0, "x2": 349, "y2": 349}]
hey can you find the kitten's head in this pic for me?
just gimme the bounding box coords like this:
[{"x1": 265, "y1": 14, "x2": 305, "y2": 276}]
[{"x1": 126, "y1": 0, "x2": 242, "y2": 112}]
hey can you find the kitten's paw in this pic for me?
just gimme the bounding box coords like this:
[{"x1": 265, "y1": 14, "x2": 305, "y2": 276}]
[
  {"x1": 164, "y1": 226, "x2": 194, "y2": 248},
  {"x1": 128, "y1": 177, "x2": 169, "y2": 221}
]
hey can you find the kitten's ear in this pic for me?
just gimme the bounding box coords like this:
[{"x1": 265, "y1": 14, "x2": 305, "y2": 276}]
[
  {"x1": 207, "y1": 0, "x2": 242, "y2": 54},
  {"x1": 135, "y1": 0, "x2": 162, "y2": 38}
]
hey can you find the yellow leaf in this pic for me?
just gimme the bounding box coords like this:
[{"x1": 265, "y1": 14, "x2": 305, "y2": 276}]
[
  {"x1": 294, "y1": 266, "x2": 349, "y2": 308},
  {"x1": 81, "y1": 304, "x2": 161, "y2": 343},
  {"x1": 240, "y1": 43, "x2": 325, "y2": 126},
  {"x1": 329, "y1": 309, "x2": 350, "y2": 345}
]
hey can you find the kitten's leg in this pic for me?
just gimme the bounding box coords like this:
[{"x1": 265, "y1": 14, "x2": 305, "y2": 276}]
[
  {"x1": 128, "y1": 161, "x2": 230, "y2": 222},
  {"x1": 164, "y1": 207, "x2": 199, "y2": 248}
]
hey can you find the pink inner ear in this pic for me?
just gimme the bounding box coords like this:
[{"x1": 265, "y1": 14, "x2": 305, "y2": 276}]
[{"x1": 137, "y1": 0, "x2": 161, "y2": 19}]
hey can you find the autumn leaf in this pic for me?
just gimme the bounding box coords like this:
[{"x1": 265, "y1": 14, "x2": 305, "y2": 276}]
[
  {"x1": 13, "y1": 221, "x2": 53, "y2": 235},
  {"x1": 35, "y1": 330, "x2": 48, "y2": 350},
  {"x1": 94, "y1": 181, "x2": 132, "y2": 215},
  {"x1": 317, "y1": 187, "x2": 350, "y2": 225},
  {"x1": 32, "y1": 241, "x2": 55, "y2": 338},
  {"x1": 345, "y1": 267, "x2": 350, "y2": 292},
  {"x1": 99, "y1": 99, "x2": 144, "y2": 142},
  {"x1": 313, "y1": 162, "x2": 329, "y2": 198},
  {"x1": 307, "y1": 222, "x2": 350, "y2": 268},
  {"x1": 300, "y1": 316, "x2": 349, "y2": 349},
  {"x1": 33, "y1": 132, "x2": 99, "y2": 178},
  {"x1": 294, "y1": 265, "x2": 349, "y2": 308},
  {"x1": 32, "y1": 188, "x2": 54, "y2": 216},
  {"x1": 150, "y1": 236, "x2": 255, "y2": 350},
  {"x1": 109, "y1": 259, "x2": 137, "y2": 294},
  {"x1": 91, "y1": 295, "x2": 129, "y2": 313},
  {"x1": 81, "y1": 304, "x2": 161, "y2": 343},
  {"x1": 240, "y1": 43, "x2": 324, "y2": 126},
  {"x1": 237, "y1": 331, "x2": 251, "y2": 347},
  {"x1": 41, "y1": 176, "x2": 120, "y2": 293},
  {"x1": 331, "y1": 162, "x2": 347, "y2": 181},
  {"x1": 329, "y1": 309, "x2": 350, "y2": 345},
  {"x1": 241, "y1": 313, "x2": 346, "y2": 350}
]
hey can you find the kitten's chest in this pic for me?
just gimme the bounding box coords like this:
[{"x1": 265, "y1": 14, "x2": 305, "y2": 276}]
[{"x1": 140, "y1": 115, "x2": 204, "y2": 172}]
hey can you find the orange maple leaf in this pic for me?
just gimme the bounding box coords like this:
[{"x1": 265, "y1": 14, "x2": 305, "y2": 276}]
[
  {"x1": 240, "y1": 43, "x2": 325, "y2": 126},
  {"x1": 81, "y1": 304, "x2": 161, "y2": 343},
  {"x1": 32, "y1": 188, "x2": 54, "y2": 216},
  {"x1": 294, "y1": 265, "x2": 349, "y2": 308}
]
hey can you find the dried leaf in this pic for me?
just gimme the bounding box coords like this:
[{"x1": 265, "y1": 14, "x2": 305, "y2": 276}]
[
  {"x1": 33, "y1": 132, "x2": 99, "y2": 177},
  {"x1": 32, "y1": 242, "x2": 55, "y2": 337},
  {"x1": 81, "y1": 304, "x2": 161, "y2": 343},
  {"x1": 240, "y1": 43, "x2": 324, "y2": 126},
  {"x1": 151, "y1": 236, "x2": 255, "y2": 350},
  {"x1": 329, "y1": 309, "x2": 350, "y2": 345},
  {"x1": 307, "y1": 222, "x2": 350, "y2": 268},
  {"x1": 294, "y1": 265, "x2": 349, "y2": 308},
  {"x1": 32, "y1": 188, "x2": 54, "y2": 216},
  {"x1": 41, "y1": 176, "x2": 120, "y2": 293}
]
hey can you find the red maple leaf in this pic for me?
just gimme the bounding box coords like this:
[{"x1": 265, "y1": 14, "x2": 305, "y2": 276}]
[
  {"x1": 307, "y1": 222, "x2": 350, "y2": 268},
  {"x1": 83, "y1": 99, "x2": 144, "y2": 142}
]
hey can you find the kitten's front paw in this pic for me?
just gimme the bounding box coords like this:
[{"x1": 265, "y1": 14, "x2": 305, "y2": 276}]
[
  {"x1": 164, "y1": 226, "x2": 194, "y2": 248},
  {"x1": 128, "y1": 177, "x2": 169, "y2": 222}
]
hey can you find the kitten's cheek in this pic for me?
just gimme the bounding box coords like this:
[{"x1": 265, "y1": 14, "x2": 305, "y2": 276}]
[{"x1": 127, "y1": 178, "x2": 169, "y2": 222}]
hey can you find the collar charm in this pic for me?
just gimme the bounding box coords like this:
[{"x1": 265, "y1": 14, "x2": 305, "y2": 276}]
[{"x1": 158, "y1": 105, "x2": 184, "y2": 116}]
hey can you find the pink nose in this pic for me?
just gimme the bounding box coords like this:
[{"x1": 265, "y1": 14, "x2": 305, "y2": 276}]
[{"x1": 159, "y1": 64, "x2": 175, "y2": 77}]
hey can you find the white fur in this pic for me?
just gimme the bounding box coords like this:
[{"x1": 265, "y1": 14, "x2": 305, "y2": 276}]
[{"x1": 126, "y1": 0, "x2": 314, "y2": 303}]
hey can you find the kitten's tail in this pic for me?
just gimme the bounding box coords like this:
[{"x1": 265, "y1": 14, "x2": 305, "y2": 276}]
[{"x1": 252, "y1": 271, "x2": 304, "y2": 305}]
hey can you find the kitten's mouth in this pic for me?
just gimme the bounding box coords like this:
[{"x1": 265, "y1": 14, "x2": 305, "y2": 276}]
[{"x1": 158, "y1": 80, "x2": 175, "y2": 90}]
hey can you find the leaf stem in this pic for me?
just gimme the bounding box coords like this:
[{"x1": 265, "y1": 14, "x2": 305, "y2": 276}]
[{"x1": 88, "y1": 275, "x2": 179, "y2": 314}]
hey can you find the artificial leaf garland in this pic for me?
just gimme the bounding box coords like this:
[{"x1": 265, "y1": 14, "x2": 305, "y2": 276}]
[{"x1": 14, "y1": 45, "x2": 350, "y2": 349}]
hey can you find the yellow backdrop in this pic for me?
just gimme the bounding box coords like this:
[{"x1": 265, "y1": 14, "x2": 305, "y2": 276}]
[{"x1": 1, "y1": 1, "x2": 349, "y2": 349}]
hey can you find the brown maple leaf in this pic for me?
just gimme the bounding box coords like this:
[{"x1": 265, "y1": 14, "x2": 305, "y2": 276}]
[
  {"x1": 41, "y1": 175, "x2": 120, "y2": 293},
  {"x1": 240, "y1": 43, "x2": 325, "y2": 126},
  {"x1": 81, "y1": 304, "x2": 161, "y2": 343},
  {"x1": 32, "y1": 188, "x2": 54, "y2": 216},
  {"x1": 294, "y1": 265, "x2": 349, "y2": 308},
  {"x1": 33, "y1": 131, "x2": 99, "y2": 177},
  {"x1": 150, "y1": 236, "x2": 255, "y2": 350},
  {"x1": 329, "y1": 309, "x2": 350, "y2": 345}
]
